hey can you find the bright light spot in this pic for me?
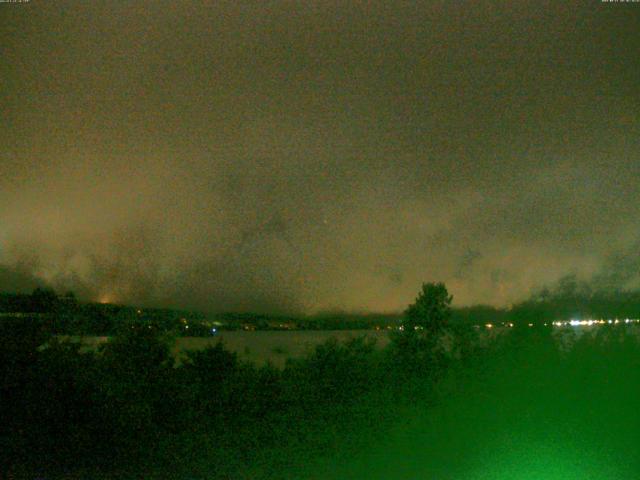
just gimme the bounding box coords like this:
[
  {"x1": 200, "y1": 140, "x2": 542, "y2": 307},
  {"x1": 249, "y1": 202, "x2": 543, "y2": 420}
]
[
  {"x1": 558, "y1": 318, "x2": 640, "y2": 327},
  {"x1": 485, "y1": 323, "x2": 493, "y2": 329}
]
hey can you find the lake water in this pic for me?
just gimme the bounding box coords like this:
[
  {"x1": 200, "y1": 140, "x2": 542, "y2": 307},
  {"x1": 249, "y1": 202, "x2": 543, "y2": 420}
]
[
  {"x1": 59, "y1": 324, "x2": 640, "y2": 367},
  {"x1": 175, "y1": 330, "x2": 391, "y2": 366},
  {"x1": 59, "y1": 330, "x2": 392, "y2": 367}
]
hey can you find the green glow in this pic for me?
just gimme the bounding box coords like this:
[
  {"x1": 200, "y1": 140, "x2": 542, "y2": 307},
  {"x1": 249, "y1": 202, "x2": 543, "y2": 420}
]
[
  {"x1": 469, "y1": 443, "x2": 608, "y2": 480},
  {"x1": 313, "y1": 328, "x2": 640, "y2": 480}
]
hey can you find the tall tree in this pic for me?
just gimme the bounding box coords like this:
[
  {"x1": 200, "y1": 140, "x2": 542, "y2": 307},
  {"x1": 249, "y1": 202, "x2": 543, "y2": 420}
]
[{"x1": 403, "y1": 282, "x2": 452, "y2": 335}]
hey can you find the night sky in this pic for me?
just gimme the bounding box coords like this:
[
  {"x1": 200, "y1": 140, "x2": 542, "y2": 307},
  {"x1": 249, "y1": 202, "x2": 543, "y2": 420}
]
[{"x1": 1, "y1": 1, "x2": 639, "y2": 313}]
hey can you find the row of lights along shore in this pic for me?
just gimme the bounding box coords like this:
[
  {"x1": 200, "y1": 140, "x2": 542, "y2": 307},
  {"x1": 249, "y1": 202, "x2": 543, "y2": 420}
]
[{"x1": 481, "y1": 319, "x2": 640, "y2": 329}]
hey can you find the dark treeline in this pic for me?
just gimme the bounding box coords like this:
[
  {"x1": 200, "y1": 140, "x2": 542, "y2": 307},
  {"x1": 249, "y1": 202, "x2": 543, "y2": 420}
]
[
  {"x1": 3, "y1": 282, "x2": 640, "y2": 478},
  {"x1": 0, "y1": 289, "x2": 204, "y2": 336},
  {"x1": 0, "y1": 290, "x2": 404, "y2": 333},
  {"x1": 1, "y1": 283, "x2": 479, "y2": 479},
  {"x1": 508, "y1": 274, "x2": 640, "y2": 322},
  {"x1": 4, "y1": 273, "x2": 640, "y2": 339},
  {"x1": 1, "y1": 322, "x2": 477, "y2": 478},
  {"x1": 453, "y1": 274, "x2": 640, "y2": 326},
  {"x1": 211, "y1": 311, "x2": 403, "y2": 330},
  {"x1": 4, "y1": 274, "x2": 640, "y2": 337}
]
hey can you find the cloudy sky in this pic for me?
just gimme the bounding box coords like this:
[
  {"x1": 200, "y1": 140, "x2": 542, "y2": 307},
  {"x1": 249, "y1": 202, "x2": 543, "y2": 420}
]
[{"x1": 1, "y1": 1, "x2": 639, "y2": 313}]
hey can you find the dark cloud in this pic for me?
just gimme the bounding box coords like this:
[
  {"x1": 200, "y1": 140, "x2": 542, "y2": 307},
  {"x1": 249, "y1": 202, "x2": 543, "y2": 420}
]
[
  {"x1": 0, "y1": 264, "x2": 40, "y2": 294},
  {"x1": 1, "y1": 1, "x2": 639, "y2": 313},
  {"x1": 455, "y1": 250, "x2": 482, "y2": 279}
]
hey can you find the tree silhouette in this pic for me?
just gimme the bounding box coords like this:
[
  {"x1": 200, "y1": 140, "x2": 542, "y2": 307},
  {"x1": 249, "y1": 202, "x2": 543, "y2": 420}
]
[
  {"x1": 30, "y1": 287, "x2": 59, "y2": 313},
  {"x1": 389, "y1": 282, "x2": 453, "y2": 378},
  {"x1": 403, "y1": 282, "x2": 452, "y2": 335}
]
